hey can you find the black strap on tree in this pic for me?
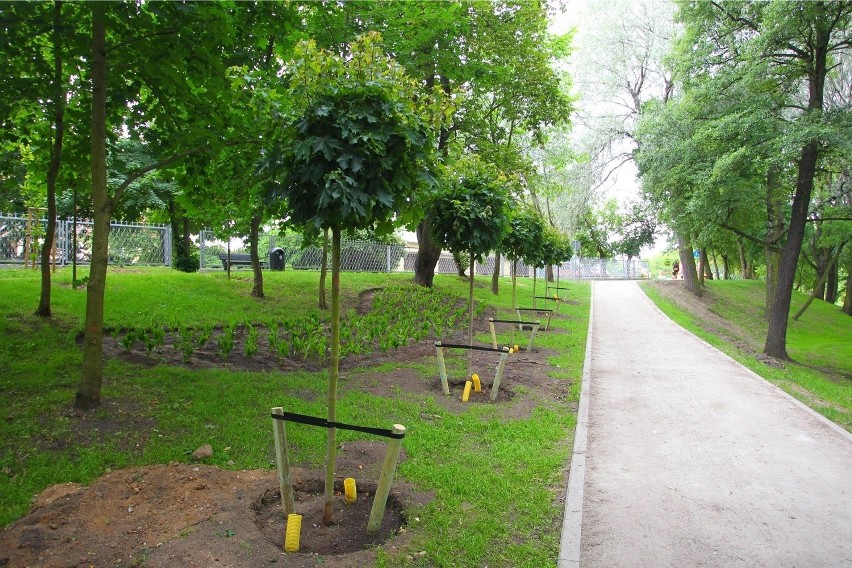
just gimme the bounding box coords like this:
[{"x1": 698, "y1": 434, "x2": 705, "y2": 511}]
[
  {"x1": 270, "y1": 411, "x2": 405, "y2": 440},
  {"x1": 435, "y1": 342, "x2": 508, "y2": 353}
]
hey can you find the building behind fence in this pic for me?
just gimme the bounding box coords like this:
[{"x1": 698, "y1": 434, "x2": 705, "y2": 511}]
[{"x1": 0, "y1": 214, "x2": 648, "y2": 279}]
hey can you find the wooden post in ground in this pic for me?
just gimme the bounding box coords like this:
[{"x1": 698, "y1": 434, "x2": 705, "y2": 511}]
[
  {"x1": 489, "y1": 319, "x2": 497, "y2": 349},
  {"x1": 435, "y1": 342, "x2": 449, "y2": 395},
  {"x1": 527, "y1": 322, "x2": 541, "y2": 353},
  {"x1": 490, "y1": 349, "x2": 510, "y2": 401},
  {"x1": 367, "y1": 424, "x2": 406, "y2": 533},
  {"x1": 271, "y1": 407, "x2": 295, "y2": 516}
]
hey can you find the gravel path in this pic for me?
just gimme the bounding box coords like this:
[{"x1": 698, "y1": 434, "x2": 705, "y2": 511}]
[{"x1": 560, "y1": 280, "x2": 852, "y2": 568}]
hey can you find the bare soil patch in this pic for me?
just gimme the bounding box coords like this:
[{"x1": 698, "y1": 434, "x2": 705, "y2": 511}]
[
  {"x1": 0, "y1": 444, "x2": 431, "y2": 568},
  {"x1": 4, "y1": 296, "x2": 572, "y2": 567}
]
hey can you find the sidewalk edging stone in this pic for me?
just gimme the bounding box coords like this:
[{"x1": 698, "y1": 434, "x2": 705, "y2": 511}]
[{"x1": 557, "y1": 281, "x2": 594, "y2": 568}]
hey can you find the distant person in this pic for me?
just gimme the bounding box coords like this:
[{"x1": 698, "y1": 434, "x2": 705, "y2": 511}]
[{"x1": 672, "y1": 260, "x2": 680, "y2": 280}]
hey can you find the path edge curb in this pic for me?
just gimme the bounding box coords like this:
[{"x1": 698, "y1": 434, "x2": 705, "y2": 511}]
[{"x1": 557, "y1": 281, "x2": 594, "y2": 568}]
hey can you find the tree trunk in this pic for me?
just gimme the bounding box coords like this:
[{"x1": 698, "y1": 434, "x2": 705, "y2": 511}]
[
  {"x1": 764, "y1": 143, "x2": 819, "y2": 359},
  {"x1": 793, "y1": 244, "x2": 844, "y2": 321},
  {"x1": 701, "y1": 249, "x2": 713, "y2": 281},
  {"x1": 491, "y1": 254, "x2": 500, "y2": 295},
  {"x1": 76, "y1": 3, "x2": 108, "y2": 410},
  {"x1": 323, "y1": 227, "x2": 341, "y2": 525},
  {"x1": 511, "y1": 258, "x2": 517, "y2": 309},
  {"x1": 167, "y1": 198, "x2": 180, "y2": 263},
  {"x1": 181, "y1": 217, "x2": 192, "y2": 258},
  {"x1": 532, "y1": 266, "x2": 538, "y2": 309},
  {"x1": 697, "y1": 249, "x2": 706, "y2": 287},
  {"x1": 413, "y1": 216, "x2": 441, "y2": 287},
  {"x1": 452, "y1": 251, "x2": 467, "y2": 277},
  {"x1": 318, "y1": 227, "x2": 328, "y2": 310},
  {"x1": 468, "y1": 254, "x2": 475, "y2": 346},
  {"x1": 843, "y1": 252, "x2": 852, "y2": 316},
  {"x1": 722, "y1": 254, "x2": 730, "y2": 280},
  {"x1": 738, "y1": 239, "x2": 748, "y2": 278},
  {"x1": 249, "y1": 214, "x2": 264, "y2": 298},
  {"x1": 825, "y1": 258, "x2": 838, "y2": 304},
  {"x1": 710, "y1": 250, "x2": 720, "y2": 280},
  {"x1": 677, "y1": 233, "x2": 702, "y2": 296},
  {"x1": 764, "y1": 12, "x2": 831, "y2": 358},
  {"x1": 37, "y1": 0, "x2": 65, "y2": 319}
]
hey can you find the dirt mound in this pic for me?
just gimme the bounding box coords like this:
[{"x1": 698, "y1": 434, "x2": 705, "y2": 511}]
[{"x1": 0, "y1": 441, "x2": 431, "y2": 568}]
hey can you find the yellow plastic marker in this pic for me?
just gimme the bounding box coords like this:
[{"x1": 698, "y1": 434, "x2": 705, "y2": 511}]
[
  {"x1": 471, "y1": 373, "x2": 481, "y2": 392},
  {"x1": 508, "y1": 347, "x2": 514, "y2": 354},
  {"x1": 462, "y1": 380, "x2": 472, "y2": 402},
  {"x1": 284, "y1": 513, "x2": 302, "y2": 552},
  {"x1": 514, "y1": 344, "x2": 519, "y2": 352},
  {"x1": 344, "y1": 477, "x2": 357, "y2": 504}
]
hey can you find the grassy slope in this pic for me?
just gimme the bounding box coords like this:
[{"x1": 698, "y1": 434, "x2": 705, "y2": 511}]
[
  {"x1": 640, "y1": 279, "x2": 851, "y2": 431},
  {"x1": 0, "y1": 267, "x2": 589, "y2": 568}
]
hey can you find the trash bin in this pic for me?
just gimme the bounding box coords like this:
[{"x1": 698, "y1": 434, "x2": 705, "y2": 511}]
[{"x1": 269, "y1": 247, "x2": 285, "y2": 271}]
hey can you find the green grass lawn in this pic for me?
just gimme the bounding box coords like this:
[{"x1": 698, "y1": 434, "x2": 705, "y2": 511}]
[
  {"x1": 0, "y1": 267, "x2": 589, "y2": 567},
  {"x1": 640, "y1": 279, "x2": 851, "y2": 431}
]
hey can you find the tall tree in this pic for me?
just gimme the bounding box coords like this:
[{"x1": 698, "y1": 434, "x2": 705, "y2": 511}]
[
  {"x1": 677, "y1": 0, "x2": 852, "y2": 359},
  {"x1": 75, "y1": 2, "x2": 282, "y2": 408},
  {"x1": 0, "y1": 2, "x2": 86, "y2": 317}
]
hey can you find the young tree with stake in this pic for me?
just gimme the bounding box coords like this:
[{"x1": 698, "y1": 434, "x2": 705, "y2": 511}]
[
  {"x1": 429, "y1": 156, "x2": 512, "y2": 345},
  {"x1": 262, "y1": 34, "x2": 439, "y2": 525}
]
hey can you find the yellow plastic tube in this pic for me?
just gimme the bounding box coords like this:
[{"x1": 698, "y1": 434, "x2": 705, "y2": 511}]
[
  {"x1": 344, "y1": 477, "x2": 357, "y2": 504},
  {"x1": 462, "y1": 380, "x2": 472, "y2": 402},
  {"x1": 514, "y1": 344, "x2": 519, "y2": 352},
  {"x1": 471, "y1": 373, "x2": 481, "y2": 392},
  {"x1": 284, "y1": 513, "x2": 302, "y2": 552}
]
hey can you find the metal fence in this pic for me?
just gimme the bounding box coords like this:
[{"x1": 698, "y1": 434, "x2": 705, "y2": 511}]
[
  {"x1": 2, "y1": 215, "x2": 649, "y2": 279},
  {"x1": 557, "y1": 257, "x2": 650, "y2": 280},
  {"x1": 0, "y1": 214, "x2": 171, "y2": 267}
]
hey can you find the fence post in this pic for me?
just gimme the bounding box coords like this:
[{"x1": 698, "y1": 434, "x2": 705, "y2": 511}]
[
  {"x1": 198, "y1": 230, "x2": 206, "y2": 270},
  {"x1": 163, "y1": 226, "x2": 172, "y2": 267},
  {"x1": 386, "y1": 246, "x2": 391, "y2": 272}
]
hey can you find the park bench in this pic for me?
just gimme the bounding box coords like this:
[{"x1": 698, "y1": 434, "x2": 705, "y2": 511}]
[{"x1": 218, "y1": 253, "x2": 266, "y2": 270}]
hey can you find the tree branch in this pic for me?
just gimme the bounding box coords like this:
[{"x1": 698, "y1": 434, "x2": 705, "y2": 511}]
[
  {"x1": 110, "y1": 140, "x2": 251, "y2": 209},
  {"x1": 714, "y1": 220, "x2": 782, "y2": 253}
]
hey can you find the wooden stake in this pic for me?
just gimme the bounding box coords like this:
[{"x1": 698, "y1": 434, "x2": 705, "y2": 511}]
[
  {"x1": 435, "y1": 343, "x2": 449, "y2": 395},
  {"x1": 527, "y1": 322, "x2": 540, "y2": 353},
  {"x1": 367, "y1": 424, "x2": 406, "y2": 533},
  {"x1": 489, "y1": 319, "x2": 497, "y2": 349},
  {"x1": 271, "y1": 407, "x2": 295, "y2": 516},
  {"x1": 490, "y1": 349, "x2": 509, "y2": 401}
]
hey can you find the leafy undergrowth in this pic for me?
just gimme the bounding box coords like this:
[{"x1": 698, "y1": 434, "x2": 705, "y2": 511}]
[
  {"x1": 640, "y1": 280, "x2": 851, "y2": 432},
  {"x1": 0, "y1": 268, "x2": 589, "y2": 567}
]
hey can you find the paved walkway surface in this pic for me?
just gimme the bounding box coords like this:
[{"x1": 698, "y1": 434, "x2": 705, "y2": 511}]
[{"x1": 560, "y1": 280, "x2": 852, "y2": 568}]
